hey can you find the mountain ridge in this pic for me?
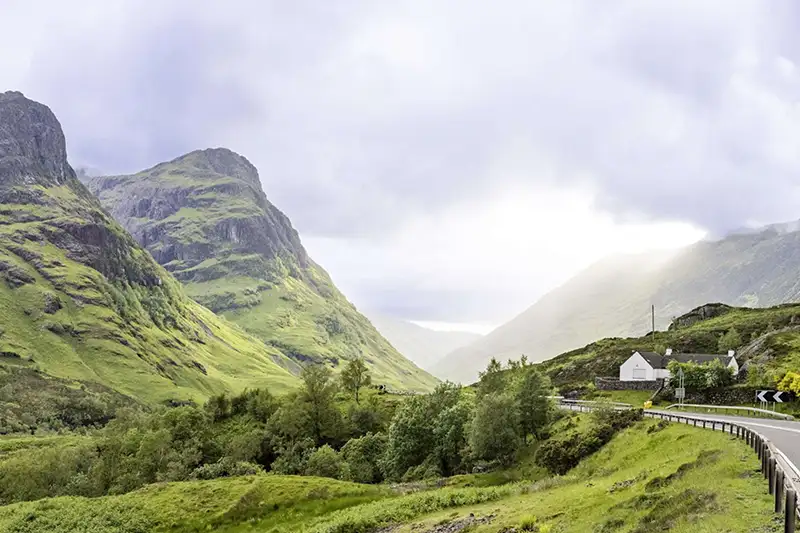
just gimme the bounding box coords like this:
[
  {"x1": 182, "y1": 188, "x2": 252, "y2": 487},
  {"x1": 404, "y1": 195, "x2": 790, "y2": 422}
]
[
  {"x1": 83, "y1": 148, "x2": 438, "y2": 391},
  {"x1": 435, "y1": 225, "x2": 800, "y2": 383},
  {"x1": 0, "y1": 91, "x2": 299, "y2": 408}
]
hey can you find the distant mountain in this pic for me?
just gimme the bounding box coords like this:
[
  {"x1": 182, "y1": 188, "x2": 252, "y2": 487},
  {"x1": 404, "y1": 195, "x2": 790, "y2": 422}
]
[
  {"x1": 433, "y1": 225, "x2": 800, "y2": 383},
  {"x1": 83, "y1": 149, "x2": 438, "y2": 391},
  {"x1": 363, "y1": 312, "x2": 481, "y2": 372},
  {"x1": 0, "y1": 91, "x2": 298, "y2": 407}
]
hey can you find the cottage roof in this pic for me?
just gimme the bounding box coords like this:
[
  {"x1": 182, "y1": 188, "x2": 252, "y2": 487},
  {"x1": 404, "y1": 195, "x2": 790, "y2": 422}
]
[{"x1": 634, "y1": 351, "x2": 734, "y2": 369}]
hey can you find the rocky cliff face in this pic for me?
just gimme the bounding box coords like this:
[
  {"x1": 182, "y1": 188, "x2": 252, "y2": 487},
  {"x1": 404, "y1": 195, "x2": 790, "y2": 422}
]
[
  {"x1": 0, "y1": 91, "x2": 298, "y2": 406},
  {"x1": 84, "y1": 149, "x2": 438, "y2": 391}
]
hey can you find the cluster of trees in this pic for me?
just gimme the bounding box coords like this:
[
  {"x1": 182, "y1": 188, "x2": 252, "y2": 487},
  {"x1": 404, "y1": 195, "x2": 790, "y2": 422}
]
[
  {"x1": 666, "y1": 359, "x2": 734, "y2": 392},
  {"x1": 0, "y1": 357, "x2": 555, "y2": 505}
]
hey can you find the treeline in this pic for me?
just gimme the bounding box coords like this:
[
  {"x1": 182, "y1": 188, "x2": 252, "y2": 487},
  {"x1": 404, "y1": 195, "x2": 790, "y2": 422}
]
[{"x1": 0, "y1": 357, "x2": 554, "y2": 504}]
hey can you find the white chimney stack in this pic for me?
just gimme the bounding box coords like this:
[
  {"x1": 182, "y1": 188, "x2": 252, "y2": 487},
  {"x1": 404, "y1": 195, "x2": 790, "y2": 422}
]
[
  {"x1": 665, "y1": 348, "x2": 673, "y2": 356},
  {"x1": 728, "y1": 350, "x2": 735, "y2": 357}
]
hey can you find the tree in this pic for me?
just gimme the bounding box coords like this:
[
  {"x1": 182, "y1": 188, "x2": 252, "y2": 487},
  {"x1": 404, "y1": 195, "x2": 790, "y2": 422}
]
[
  {"x1": 300, "y1": 366, "x2": 341, "y2": 446},
  {"x1": 477, "y1": 358, "x2": 505, "y2": 397},
  {"x1": 469, "y1": 394, "x2": 521, "y2": 465},
  {"x1": 341, "y1": 357, "x2": 371, "y2": 404},
  {"x1": 718, "y1": 328, "x2": 742, "y2": 353},
  {"x1": 433, "y1": 398, "x2": 473, "y2": 476},
  {"x1": 304, "y1": 445, "x2": 349, "y2": 480},
  {"x1": 381, "y1": 395, "x2": 434, "y2": 480},
  {"x1": 515, "y1": 367, "x2": 552, "y2": 440},
  {"x1": 341, "y1": 432, "x2": 388, "y2": 483}
]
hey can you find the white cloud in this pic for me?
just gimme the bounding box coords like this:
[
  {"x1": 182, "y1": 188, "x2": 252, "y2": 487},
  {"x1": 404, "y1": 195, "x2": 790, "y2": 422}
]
[
  {"x1": 2, "y1": 0, "x2": 800, "y2": 325},
  {"x1": 305, "y1": 183, "x2": 705, "y2": 324}
]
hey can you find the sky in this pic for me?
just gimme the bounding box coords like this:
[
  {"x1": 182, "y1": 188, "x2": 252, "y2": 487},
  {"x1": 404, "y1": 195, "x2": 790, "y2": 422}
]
[{"x1": 3, "y1": 1, "x2": 800, "y2": 332}]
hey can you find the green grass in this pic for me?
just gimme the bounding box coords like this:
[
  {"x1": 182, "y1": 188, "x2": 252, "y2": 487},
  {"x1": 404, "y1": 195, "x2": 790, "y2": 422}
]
[
  {"x1": 589, "y1": 390, "x2": 659, "y2": 407},
  {"x1": 376, "y1": 419, "x2": 778, "y2": 533},
  {"x1": 0, "y1": 417, "x2": 778, "y2": 532},
  {"x1": 0, "y1": 475, "x2": 390, "y2": 533}
]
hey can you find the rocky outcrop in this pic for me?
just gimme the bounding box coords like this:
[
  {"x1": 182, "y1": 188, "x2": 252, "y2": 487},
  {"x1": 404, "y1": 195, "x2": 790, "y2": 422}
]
[
  {"x1": 0, "y1": 91, "x2": 72, "y2": 187},
  {"x1": 669, "y1": 303, "x2": 734, "y2": 330}
]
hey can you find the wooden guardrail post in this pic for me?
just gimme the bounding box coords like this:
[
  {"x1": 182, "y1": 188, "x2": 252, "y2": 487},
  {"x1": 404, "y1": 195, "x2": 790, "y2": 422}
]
[
  {"x1": 769, "y1": 457, "x2": 777, "y2": 494},
  {"x1": 776, "y1": 467, "x2": 785, "y2": 513},
  {"x1": 786, "y1": 489, "x2": 797, "y2": 533}
]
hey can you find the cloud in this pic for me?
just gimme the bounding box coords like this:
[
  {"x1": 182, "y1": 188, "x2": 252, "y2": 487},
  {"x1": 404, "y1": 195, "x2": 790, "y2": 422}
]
[{"x1": 2, "y1": 0, "x2": 800, "y2": 322}]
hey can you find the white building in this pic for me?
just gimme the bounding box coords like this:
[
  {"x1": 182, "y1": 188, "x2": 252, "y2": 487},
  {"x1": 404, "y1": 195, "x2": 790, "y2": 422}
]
[{"x1": 619, "y1": 348, "x2": 739, "y2": 381}]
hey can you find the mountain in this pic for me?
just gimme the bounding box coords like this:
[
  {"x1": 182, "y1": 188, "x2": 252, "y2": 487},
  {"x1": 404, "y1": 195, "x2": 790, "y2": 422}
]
[
  {"x1": 434, "y1": 226, "x2": 800, "y2": 383},
  {"x1": 362, "y1": 311, "x2": 481, "y2": 371},
  {"x1": 0, "y1": 91, "x2": 298, "y2": 407},
  {"x1": 82, "y1": 149, "x2": 438, "y2": 391}
]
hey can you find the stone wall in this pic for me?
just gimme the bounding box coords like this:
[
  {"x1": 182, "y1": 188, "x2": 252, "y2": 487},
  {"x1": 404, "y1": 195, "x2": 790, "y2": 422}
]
[{"x1": 595, "y1": 377, "x2": 663, "y2": 391}]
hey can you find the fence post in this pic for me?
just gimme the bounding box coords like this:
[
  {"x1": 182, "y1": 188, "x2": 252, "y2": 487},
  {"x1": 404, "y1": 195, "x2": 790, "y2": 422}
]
[
  {"x1": 786, "y1": 489, "x2": 797, "y2": 533},
  {"x1": 776, "y1": 468, "x2": 785, "y2": 513},
  {"x1": 769, "y1": 458, "x2": 777, "y2": 494}
]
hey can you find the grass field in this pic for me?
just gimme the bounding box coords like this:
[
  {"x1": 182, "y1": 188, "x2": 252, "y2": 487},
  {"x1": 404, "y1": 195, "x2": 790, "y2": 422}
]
[{"x1": 0, "y1": 416, "x2": 779, "y2": 533}]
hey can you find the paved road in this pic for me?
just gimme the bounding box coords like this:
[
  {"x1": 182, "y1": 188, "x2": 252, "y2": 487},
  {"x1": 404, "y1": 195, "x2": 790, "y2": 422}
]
[{"x1": 649, "y1": 409, "x2": 800, "y2": 490}]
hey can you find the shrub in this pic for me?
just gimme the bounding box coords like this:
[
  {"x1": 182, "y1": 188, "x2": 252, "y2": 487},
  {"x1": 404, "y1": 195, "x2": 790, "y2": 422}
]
[
  {"x1": 304, "y1": 445, "x2": 349, "y2": 480},
  {"x1": 534, "y1": 409, "x2": 642, "y2": 475},
  {"x1": 341, "y1": 432, "x2": 387, "y2": 484},
  {"x1": 778, "y1": 371, "x2": 800, "y2": 395},
  {"x1": 190, "y1": 458, "x2": 264, "y2": 480}
]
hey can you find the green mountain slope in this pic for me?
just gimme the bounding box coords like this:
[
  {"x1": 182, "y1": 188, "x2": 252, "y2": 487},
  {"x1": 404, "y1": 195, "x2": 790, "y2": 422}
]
[
  {"x1": 0, "y1": 91, "x2": 298, "y2": 406},
  {"x1": 434, "y1": 227, "x2": 800, "y2": 383},
  {"x1": 538, "y1": 302, "x2": 800, "y2": 391},
  {"x1": 82, "y1": 149, "x2": 437, "y2": 391}
]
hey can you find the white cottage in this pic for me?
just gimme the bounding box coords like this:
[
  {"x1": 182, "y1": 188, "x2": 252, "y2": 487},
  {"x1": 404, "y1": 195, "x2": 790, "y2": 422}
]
[{"x1": 619, "y1": 348, "x2": 739, "y2": 381}]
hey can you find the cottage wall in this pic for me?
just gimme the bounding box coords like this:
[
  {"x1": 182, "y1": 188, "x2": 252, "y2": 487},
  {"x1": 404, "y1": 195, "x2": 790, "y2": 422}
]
[{"x1": 619, "y1": 352, "x2": 655, "y2": 381}]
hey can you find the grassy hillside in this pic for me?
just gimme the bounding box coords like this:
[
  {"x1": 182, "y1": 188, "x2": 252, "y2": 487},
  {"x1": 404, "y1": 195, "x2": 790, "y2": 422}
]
[
  {"x1": 0, "y1": 91, "x2": 298, "y2": 413},
  {"x1": 436, "y1": 225, "x2": 800, "y2": 383},
  {"x1": 0, "y1": 416, "x2": 775, "y2": 532},
  {"x1": 538, "y1": 302, "x2": 800, "y2": 391},
  {"x1": 83, "y1": 149, "x2": 437, "y2": 392}
]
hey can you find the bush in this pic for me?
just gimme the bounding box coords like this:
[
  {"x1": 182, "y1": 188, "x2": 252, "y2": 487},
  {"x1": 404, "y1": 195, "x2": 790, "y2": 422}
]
[
  {"x1": 534, "y1": 409, "x2": 642, "y2": 475},
  {"x1": 341, "y1": 432, "x2": 387, "y2": 484},
  {"x1": 778, "y1": 371, "x2": 800, "y2": 395},
  {"x1": 304, "y1": 445, "x2": 350, "y2": 480},
  {"x1": 190, "y1": 458, "x2": 264, "y2": 480}
]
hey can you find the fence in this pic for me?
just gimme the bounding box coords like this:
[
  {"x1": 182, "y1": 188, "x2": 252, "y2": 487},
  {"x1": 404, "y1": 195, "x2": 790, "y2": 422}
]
[{"x1": 557, "y1": 400, "x2": 800, "y2": 530}]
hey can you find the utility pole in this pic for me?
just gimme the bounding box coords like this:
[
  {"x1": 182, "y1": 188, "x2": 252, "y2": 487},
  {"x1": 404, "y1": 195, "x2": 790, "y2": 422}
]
[{"x1": 652, "y1": 304, "x2": 656, "y2": 351}]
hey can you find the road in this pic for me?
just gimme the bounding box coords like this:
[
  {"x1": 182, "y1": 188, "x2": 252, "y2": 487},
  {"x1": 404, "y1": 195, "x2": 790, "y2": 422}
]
[{"x1": 648, "y1": 409, "x2": 800, "y2": 490}]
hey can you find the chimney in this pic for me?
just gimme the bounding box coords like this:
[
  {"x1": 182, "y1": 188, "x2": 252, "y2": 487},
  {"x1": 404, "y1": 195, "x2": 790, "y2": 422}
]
[
  {"x1": 665, "y1": 348, "x2": 673, "y2": 356},
  {"x1": 728, "y1": 350, "x2": 735, "y2": 357}
]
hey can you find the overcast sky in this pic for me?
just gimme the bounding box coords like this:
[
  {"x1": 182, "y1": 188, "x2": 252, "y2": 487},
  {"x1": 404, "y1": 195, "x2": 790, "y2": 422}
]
[{"x1": 3, "y1": 1, "x2": 800, "y2": 332}]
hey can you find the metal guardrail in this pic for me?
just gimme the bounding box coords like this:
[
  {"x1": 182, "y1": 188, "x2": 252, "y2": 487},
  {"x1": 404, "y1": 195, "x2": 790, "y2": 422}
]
[
  {"x1": 665, "y1": 403, "x2": 795, "y2": 421},
  {"x1": 556, "y1": 400, "x2": 800, "y2": 530}
]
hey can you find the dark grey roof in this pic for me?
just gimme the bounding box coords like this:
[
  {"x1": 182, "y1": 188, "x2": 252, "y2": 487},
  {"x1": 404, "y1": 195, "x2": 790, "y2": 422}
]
[
  {"x1": 636, "y1": 352, "x2": 663, "y2": 368},
  {"x1": 634, "y1": 351, "x2": 734, "y2": 369}
]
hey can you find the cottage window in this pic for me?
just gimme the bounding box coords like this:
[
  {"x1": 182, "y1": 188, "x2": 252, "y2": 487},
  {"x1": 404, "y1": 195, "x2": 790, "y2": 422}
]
[{"x1": 632, "y1": 368, "x2": 646, "y2": 380}]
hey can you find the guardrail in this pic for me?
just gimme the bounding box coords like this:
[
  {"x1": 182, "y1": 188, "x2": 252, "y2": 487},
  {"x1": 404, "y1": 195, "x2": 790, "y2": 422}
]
[
  {"x1": 556, "y1": 400, "x2": 800, "y2": 530},
  {"x1": 665, "y1": 403, "x2": 795, "y2": 421},
  {"x1": 548, "y1": 397, "x2": 634, "y2": 410}
]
